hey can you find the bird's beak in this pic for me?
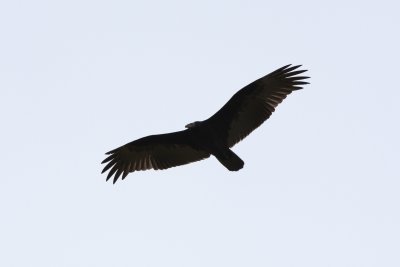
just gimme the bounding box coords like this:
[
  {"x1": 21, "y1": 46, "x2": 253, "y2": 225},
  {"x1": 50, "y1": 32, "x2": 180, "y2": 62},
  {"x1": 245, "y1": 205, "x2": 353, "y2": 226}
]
[{"x1": 185, "y1": 122, "x2": 194, "y2": 129}]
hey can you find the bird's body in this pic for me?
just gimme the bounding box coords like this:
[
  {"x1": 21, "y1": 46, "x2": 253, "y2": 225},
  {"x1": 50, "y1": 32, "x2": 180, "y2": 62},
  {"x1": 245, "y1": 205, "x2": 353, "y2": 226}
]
[
  {"x1": 185, "y1": 121, "x2": 244, "y2": 171},
  {"x1": 101, "y1": 64, "x2": 309, "y2": 183}
]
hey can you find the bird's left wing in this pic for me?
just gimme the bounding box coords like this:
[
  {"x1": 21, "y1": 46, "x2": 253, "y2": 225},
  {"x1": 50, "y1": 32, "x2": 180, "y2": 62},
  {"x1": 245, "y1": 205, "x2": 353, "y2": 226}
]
[
  {"x1": 101, "y1": 130, "x2": 210, "y2": 183},
  {"x1": 204, "y1": 64, "x2": 309, "y2": 147}
]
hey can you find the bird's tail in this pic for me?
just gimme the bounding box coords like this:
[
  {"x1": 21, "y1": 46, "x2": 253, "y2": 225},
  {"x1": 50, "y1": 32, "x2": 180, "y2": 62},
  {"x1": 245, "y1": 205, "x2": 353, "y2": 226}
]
[{"x1": 215, "y1": 149, "x2": 244, "y2": 171}]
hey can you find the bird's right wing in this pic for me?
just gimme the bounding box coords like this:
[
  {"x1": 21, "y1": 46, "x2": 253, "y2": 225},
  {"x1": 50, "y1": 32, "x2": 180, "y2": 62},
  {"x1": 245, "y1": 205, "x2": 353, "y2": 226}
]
[
  {"x1": 204, "y1": 64, "x2": 309, "y2": 147},
  {"x1": 101, "y1": 130, "x2": 210, "y2": 183}
]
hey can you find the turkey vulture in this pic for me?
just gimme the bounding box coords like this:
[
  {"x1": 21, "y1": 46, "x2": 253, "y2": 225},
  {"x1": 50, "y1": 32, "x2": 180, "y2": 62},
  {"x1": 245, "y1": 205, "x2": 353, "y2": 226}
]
[{"x1": 101, "y1": 64, "x2": 309, "y2": 183}]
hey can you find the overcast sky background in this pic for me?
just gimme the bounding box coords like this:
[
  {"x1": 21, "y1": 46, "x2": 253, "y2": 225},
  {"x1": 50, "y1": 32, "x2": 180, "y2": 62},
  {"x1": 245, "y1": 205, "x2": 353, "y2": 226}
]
[{"x1": 1, "y1": 0, "x2": 399, "y2": 266}]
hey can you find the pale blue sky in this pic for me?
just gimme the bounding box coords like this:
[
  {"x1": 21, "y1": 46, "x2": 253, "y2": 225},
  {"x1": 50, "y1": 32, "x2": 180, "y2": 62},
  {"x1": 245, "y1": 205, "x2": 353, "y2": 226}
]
[{"x1": 1, "y1": 0, "x2": 399, "y2": 266}]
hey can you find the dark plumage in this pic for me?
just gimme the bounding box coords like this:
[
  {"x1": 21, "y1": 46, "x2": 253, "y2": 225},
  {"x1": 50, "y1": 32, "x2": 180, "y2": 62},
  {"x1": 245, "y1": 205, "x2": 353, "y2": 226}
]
[{"x1": 101, "y1": 64, "x2": 310, "y2": 183}]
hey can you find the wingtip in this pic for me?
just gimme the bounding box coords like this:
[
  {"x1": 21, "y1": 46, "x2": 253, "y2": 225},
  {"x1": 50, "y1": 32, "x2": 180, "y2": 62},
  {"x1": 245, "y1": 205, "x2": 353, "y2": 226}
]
[
  {"x1": 271, "y1": 64, "x2": 305, "y2": 77},
  {"x1": 279, "y1": 64, "x2": 293, "y2": 72},
  {"x1": 122, "y1": 171, "x2": 129, "y2": 180},
  {"x1": 106, "y1": 166, "x2": 117, "y2": 181},
  {"x1": 282, "y1": 65, "x2": 303, "y2": 74},
  {"x1": 101, "y1": 154, "x2": 114, "y2": 164},
  {"x1": 105, "y1": 147, "x2": 120, "y2": 155}
]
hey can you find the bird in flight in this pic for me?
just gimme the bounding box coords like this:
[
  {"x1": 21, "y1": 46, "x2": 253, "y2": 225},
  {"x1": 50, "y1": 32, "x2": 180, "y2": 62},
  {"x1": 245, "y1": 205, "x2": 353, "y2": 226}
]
[{"x1": 101, "y1": 64, "x2": 309, "y2": 183}]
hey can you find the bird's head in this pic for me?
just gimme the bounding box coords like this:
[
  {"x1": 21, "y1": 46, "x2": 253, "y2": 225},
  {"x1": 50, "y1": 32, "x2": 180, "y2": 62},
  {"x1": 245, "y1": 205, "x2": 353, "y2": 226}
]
[{"x1": 185, "y1": 121, "x2": 202, "y2": 129}]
